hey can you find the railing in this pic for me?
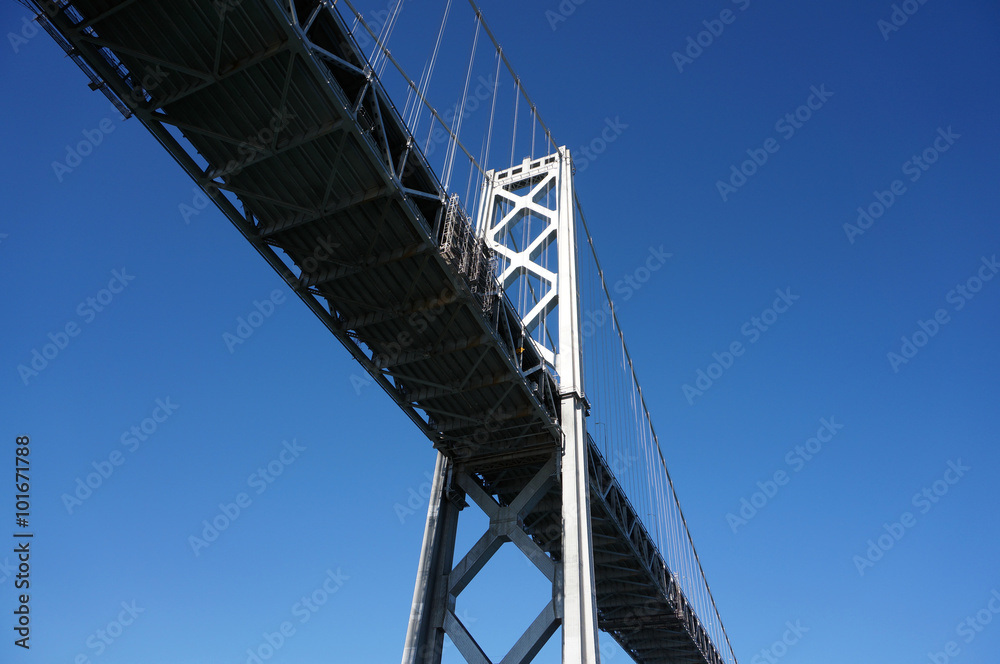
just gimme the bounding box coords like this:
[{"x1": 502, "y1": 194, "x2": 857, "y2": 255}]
[{"x1": 439, "y1": 194, "x2": 499, "y2": 314}]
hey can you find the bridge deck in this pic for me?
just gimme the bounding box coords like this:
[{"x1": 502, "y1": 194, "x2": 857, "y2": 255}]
[{"x1": 37, "y1": 1, "x2": 725, "y2": 662}]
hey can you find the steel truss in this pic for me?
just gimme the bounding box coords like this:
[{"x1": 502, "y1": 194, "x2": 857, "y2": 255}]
[
  {"x1": 405, "y1": 149, "x2": 601, "y2": 664},
  {"x1": 476, "y1": 152, "x2": 563, "y2": 367},
  {"x1": 32, "y1": 2, "x2": 732, "y2": 663},
  {"x1": 31, "y1": 0, "x2": 561, "y2": 456},
  {"x1": 402, "y1": 453, "x2": 562, "y2": 664}
]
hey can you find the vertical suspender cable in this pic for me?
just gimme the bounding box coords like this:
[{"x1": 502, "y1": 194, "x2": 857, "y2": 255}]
[
  {"x1": 531, "y1": 106, "x2": 536, "y2": 160},
  {"x1": 403, "y1": 59, "x2": 428, "y2": 129},
  {"x1": 509, "y1": 78, "x2": 519, "y2": 168},
  {"x1": 467, "y1": 133, "x2": 485, "y2": 211},
  {"x1": 575, "y1": 195, "x2": 739, "y2": 664},
  {"x1": 322, "y1": 5, "x2": 737, "y2": 654},
  {"x1": 482, "y1": 51, "x2": 502, "y2": 172},
  {"x1": 416, "y1": 0, "x2": 454, "y2": 153},
  {"x1": 444, "y1": 16, "x2": 480, "y2": 192},
  {"x1": 372, "y1": 0, "x2": 403, "y2": 76},
  {"x1": 472, "y1": 50, "x2": 502, "y2": 235},
  {"x1": 466, "y1": 0, "x2": 559, "y2": 154}
]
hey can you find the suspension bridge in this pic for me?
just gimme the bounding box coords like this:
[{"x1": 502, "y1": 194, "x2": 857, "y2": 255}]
[{"x1": 27, "y1": 0, "x2": 740, "y2": 661}]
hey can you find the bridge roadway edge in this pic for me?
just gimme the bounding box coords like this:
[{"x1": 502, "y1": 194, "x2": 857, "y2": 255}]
[{"x1": 34, "y1": 2, "x2": 728, "y2": 662}]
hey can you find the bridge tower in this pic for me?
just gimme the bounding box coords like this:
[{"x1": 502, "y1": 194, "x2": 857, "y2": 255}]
[{"x1": 402, "y1": 147, "x2": 601, "y2": 663}]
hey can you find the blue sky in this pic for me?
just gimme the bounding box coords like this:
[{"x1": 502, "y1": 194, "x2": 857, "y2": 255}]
[{"x1": 1, "y1": 0, "x2": 998, "y2": 663}]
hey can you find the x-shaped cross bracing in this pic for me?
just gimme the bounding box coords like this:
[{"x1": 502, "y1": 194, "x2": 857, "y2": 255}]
[
  {"x1": 483, "y1": 171, "x2": 560, "y2": 367},
  {"x1": 442, "y1": 456, "x2": 562, "y2": 664}
]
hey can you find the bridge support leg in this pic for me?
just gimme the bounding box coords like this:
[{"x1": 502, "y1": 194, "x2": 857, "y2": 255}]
[
  {"x1": 554, "y1": 145, "x2": 601, "y2": 663},
  {"x1": 402, "y1": 453, "x2": 562, "y2": 664},
  {"x1": 559, "y1": 394, "x2": 601, "y2": 663},
  {"x1": 473, "y1": 147, "x2": 602, "y2": 662},
  {"x1": 402, "y1": 452, "x2": 462, "y2": 664}
]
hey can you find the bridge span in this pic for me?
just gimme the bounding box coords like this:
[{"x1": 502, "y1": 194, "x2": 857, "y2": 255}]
[{"x1": 30, "y1": 1, "x2": 738, "y2": 662}]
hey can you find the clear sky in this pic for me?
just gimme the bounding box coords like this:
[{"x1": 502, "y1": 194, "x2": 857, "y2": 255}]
[{"x1": 1, "y1": 1, "x2": 998, "y2": 663}]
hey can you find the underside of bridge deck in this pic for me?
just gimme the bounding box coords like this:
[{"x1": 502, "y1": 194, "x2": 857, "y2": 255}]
[{"x1": 35, "y1": 1, "x2": 727, "y2": 662}]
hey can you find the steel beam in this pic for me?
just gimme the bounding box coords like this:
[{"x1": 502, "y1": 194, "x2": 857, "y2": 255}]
[
  {"x1": 300, "y1": 241, "x2": 430, "y2": 288},
  {"x1": 402, "y1": 453, "x2": 463, "y2": 664},
  {"x1": 34, "y1": 1, "x2": 731, "y2": 661},
  {"x1": 260, "y1": 183, "x2": 393, "y2": 237},
  {"x1": 374, "y1": 334, "x2": 490, "y2": 369},
  {"x1": 403, "y1": 454, "x2": 561, "y2": 664},
  {"x1": 552, "y1": 148, "x2": 601, "y2": 664}
]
